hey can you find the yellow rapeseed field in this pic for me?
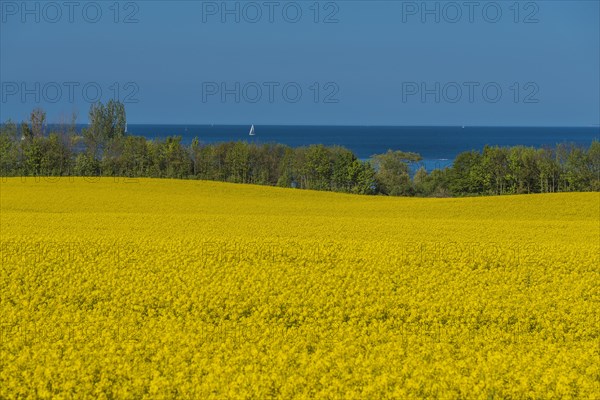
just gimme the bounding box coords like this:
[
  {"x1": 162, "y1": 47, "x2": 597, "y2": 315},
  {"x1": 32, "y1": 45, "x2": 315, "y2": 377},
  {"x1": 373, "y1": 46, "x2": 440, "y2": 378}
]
[{"x1": 0, "y1": 177, "x2": 598, "y2": 399}]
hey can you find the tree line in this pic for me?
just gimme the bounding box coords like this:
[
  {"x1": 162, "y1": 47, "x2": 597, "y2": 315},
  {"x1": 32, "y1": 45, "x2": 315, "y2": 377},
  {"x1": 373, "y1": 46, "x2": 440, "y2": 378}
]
[{"x1": 1, "y1": 103, "x2": 598, "y2": 196}]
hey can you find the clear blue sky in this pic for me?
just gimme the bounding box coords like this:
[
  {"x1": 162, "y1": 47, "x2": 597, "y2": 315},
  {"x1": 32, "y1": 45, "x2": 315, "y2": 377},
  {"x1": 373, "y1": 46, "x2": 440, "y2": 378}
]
[{"x1": 1, "y1": 0, "x2": 598, "y2": 126}]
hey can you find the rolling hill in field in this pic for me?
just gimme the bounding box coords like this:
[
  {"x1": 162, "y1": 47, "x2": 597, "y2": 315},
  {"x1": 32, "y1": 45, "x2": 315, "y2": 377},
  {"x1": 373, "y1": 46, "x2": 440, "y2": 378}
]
[{"x1": 1, "y1": 178, "x2": 598, "y2": 399}]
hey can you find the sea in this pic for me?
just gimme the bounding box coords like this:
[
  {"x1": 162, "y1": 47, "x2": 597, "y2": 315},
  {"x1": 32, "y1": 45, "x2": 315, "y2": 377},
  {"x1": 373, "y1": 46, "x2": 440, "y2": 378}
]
[
  {"x1": 49, "y1": 124, "x2": 600, "y2": 171},
  {"x1": 125, "y1": 125, "x2": 600, "y2": 171}
]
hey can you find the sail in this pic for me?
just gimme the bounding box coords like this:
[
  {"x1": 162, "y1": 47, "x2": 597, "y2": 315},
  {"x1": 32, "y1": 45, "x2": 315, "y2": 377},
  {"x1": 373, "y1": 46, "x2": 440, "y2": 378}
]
[{"x1": 249, "y1": 125, "x2": 255, "y2": 136}]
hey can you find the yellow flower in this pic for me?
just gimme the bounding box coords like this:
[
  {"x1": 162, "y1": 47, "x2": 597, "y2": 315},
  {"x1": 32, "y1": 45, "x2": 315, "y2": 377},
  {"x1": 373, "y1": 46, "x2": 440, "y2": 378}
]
[{"x1": 0, "y1": 178, "x2": 597, "y2": 399}]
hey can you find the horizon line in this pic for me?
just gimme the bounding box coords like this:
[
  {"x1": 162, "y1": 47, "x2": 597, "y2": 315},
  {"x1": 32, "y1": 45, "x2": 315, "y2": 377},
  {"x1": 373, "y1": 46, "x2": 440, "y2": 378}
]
[{"x1": 24, "y1": 123, "x2": 600, "y2": 129}]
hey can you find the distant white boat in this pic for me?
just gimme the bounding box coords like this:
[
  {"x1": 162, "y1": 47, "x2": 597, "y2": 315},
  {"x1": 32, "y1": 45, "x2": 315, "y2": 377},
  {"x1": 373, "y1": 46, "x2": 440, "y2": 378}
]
[{"x1": 249, "y1": 124, "x2": 255, "y2": 136}]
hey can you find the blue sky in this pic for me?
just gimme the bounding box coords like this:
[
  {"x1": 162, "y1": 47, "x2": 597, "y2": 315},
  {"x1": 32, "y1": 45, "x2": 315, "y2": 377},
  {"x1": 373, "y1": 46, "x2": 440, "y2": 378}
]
[{"x1": 1, "y1": 0, "x2": 598, "y2": 126}]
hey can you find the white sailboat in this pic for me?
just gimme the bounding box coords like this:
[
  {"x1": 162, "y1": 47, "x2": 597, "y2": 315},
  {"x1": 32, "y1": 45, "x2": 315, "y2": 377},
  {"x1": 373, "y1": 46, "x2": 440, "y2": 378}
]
[{"x1": 249, "y1": 124, "x2": 255, "y2": 136}]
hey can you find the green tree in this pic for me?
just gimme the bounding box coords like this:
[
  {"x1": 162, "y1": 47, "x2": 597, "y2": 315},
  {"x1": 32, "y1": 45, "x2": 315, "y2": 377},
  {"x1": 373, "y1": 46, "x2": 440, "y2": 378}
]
[
  {"x1": 20, "y1": 121, "x2": 33, "y2": 142},
  {"x1": 86, "y1": 100, "x2": 127, "y2": 160},
  {"x1": 0, "y1": 120, "x2": 19, "y2": 176},
  {"x1": 74, "y1": 153, "x2": 100, "y2": 176},
  {"x1": 249, "y1": 143, "x2": 287, "y2": 185},
  {"x1": 587, "y1": 140, "x2": 600, "y2": 191},
  {"x1": 225, "y1": 141, "x2": 250, "y2": 183},
  {"x1": 22, "y1": 137, "x2": 45, "y2": 175},
  {"x1": 413, "y1": 166, "x2": 429, "y2": 195},
  {"x1": 372, "y1": 150, "x2": 421, "y2": 196},
  {"x1": 190, "y1": 137, "x2": 201, "y2": 176},
  {"x1": 163, "y1": 136, "x2": 191, "y2": 178},
  {"x1": 449, "y1": 151, "x2": 484, "y2": 195},
  {"x1": 29, "y1": 108, "x2": 46, "y2": 138},
  {"x1": 302, "y1": 145, "x2": 333, "y2": 190},
  {"x1": 276, "y1": 147, "x2": 297, "y2": 188},
  {"x1": 534, "y1": 147, "x2": 557, "y2": 193},
  {"x1": 565, "y1": 145, "x2": 590, "y2": 191},
  {"x1": 122, "y1": 136, "x2": 149, "y2": 177},
  {"x1": 41, "y1": 133, "x2": 72, "y2": 176},
  {"x1": 330, "y1": 146, "x2": 357, "y2": 192},
  {"x1": 350, "y1": 160, "x2": 377, "y2": 194},
  {"x1": 482, "y1": 146, "x2": 509, "y2": 195}
]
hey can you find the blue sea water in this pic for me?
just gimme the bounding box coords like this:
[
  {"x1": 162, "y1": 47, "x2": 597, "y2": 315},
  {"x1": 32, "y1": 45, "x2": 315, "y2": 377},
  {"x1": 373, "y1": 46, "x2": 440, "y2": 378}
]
[
  {"x1": 42, "y1": 124, "x2": 599, "y2": 171},
  {"x1": 123, "y1": 125, "x2": 599, "y2": 171}
]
